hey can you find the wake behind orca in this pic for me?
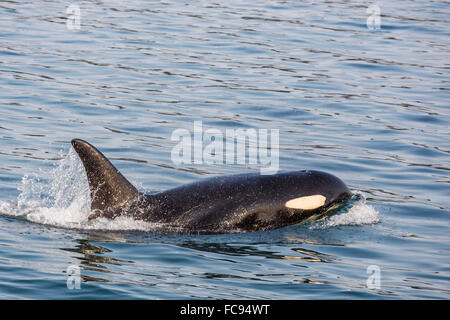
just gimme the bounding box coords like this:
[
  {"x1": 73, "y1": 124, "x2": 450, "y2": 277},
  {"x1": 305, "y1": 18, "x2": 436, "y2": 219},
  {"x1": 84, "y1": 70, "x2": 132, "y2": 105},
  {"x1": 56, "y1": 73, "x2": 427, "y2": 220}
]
[{"x1": 71, "y1": 139, "x2": 352, "y2": 233}]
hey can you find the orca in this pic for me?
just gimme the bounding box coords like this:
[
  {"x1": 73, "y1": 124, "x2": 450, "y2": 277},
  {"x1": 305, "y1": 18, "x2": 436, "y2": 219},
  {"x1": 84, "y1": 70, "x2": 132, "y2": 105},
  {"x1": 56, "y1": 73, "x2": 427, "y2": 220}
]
[{"x1": 71, "y1": 139, "x2": 352, "y2": 233}]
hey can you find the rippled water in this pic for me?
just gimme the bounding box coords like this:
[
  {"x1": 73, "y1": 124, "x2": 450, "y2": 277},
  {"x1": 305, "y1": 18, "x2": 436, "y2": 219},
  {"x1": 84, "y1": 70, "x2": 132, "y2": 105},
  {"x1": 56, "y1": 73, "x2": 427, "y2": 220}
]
[{"x1": 0, "y1": 0, "x2": 449, "y2": 299}]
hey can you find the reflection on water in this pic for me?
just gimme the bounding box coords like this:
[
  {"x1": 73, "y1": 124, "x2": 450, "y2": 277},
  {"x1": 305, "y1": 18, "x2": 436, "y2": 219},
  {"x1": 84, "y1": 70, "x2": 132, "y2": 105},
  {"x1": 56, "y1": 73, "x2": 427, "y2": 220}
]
[
  {"x1": 58, "y1": 232, "x2": 339, "y2": 292},
  {"x1": 61, "y1": 239, "x2": 125, "y2": 283}
]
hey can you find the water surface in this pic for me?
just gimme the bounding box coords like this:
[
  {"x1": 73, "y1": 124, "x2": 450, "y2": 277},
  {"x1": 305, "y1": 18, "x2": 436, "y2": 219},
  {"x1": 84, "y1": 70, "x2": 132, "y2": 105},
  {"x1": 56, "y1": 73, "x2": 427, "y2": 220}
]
[{"x1": 0, "y1": 0, "x2": 449, "y2": 299}]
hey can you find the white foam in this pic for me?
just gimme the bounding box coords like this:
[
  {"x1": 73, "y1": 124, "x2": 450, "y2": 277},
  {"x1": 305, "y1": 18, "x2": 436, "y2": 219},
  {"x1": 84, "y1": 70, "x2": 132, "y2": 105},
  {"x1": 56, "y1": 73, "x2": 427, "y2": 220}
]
[
  {"x1": 0, "y1": 200, "x2": 18, "y2": 216},
  {"x1": 309, "y1": 194, "x2": 379, "y2": 229},
  {"x1": 0, "y1": 148, "x2": 169, "y2": 232},
  {"x1": 26, "y1": 205, "x2": 165, "y2": 231}
]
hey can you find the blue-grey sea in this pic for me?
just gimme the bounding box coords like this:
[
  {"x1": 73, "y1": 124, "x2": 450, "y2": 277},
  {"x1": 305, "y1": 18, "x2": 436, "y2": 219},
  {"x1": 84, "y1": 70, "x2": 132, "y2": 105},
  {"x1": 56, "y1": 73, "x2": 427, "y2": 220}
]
[{"x1": 0, "y1": 0, "x2": 449, "y2": 299}]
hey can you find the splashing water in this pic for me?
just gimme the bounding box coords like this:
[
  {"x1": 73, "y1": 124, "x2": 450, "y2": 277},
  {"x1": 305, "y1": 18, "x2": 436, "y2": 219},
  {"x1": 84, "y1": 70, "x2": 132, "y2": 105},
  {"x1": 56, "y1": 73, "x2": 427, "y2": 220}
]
[
  {"x1": 309, "y1": 193, "x2": 379, "y2": 229},
  {"x1": 15, "y1": 148, "x2": 91, "y2": 227},
  {"x1": 1, "y1": 148, "x2": 89, "y2": 219},
  {"x1": 0, "y1": 148, "x2": 158, "y2": 230}
]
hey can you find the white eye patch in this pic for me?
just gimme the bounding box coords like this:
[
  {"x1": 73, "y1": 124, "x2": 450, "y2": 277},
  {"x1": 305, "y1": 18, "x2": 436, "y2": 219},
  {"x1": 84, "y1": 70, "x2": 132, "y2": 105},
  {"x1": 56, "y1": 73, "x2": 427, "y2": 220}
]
[{"x1": 285, "y1": 195, "x2": 326, "y2": 210}]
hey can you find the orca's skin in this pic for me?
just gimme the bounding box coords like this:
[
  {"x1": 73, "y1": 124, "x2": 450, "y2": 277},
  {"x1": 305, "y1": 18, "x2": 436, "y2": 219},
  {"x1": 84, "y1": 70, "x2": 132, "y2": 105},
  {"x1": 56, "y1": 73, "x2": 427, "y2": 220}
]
[{"x1": 71, "y1": 139, "x2": 352, "y2": 233}]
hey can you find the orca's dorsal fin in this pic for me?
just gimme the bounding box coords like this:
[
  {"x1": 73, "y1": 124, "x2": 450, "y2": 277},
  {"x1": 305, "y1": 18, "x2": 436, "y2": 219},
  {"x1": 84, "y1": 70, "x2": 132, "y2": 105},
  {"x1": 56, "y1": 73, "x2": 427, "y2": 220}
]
[{"x1": 71, "y1": 139, "x2": 139, "y2": 211}]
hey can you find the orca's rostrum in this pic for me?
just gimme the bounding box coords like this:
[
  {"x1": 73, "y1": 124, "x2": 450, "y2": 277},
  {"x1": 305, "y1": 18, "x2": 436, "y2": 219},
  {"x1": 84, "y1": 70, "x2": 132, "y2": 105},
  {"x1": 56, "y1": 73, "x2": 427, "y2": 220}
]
[{"x1": 71, "y1": 139, "x2": 352, "y2": 233}]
